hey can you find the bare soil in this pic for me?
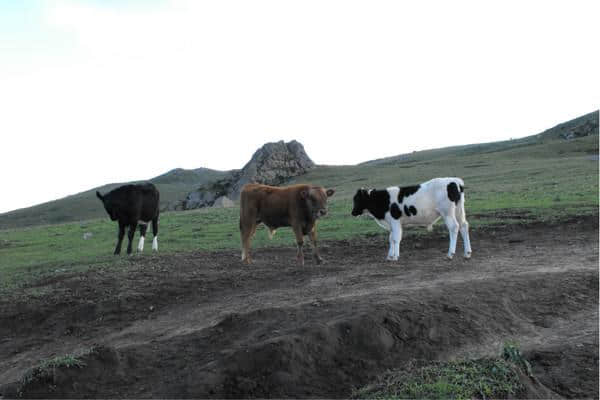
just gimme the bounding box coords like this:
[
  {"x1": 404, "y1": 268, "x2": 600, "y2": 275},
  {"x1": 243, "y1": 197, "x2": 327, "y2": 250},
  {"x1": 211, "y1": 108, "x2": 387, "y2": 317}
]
[{"x1": 1, "y1": 216, "x2": 598, "y2": 399}]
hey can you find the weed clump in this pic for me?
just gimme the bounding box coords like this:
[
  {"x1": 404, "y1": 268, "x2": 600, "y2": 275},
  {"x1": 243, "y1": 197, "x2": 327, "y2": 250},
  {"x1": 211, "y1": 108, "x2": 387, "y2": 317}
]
[
  {"x1": 353, "y1": 342, "x2": 532, "y2": 399},
  {"x1": 16, "y1": 349, "x2": 93, "y2": 397}
]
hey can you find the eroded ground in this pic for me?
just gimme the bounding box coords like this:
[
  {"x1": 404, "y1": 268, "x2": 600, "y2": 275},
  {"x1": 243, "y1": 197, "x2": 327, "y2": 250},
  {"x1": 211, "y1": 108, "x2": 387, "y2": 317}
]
[{"x1": 1, "y1": 217, "x2": 598, "y2": 398}]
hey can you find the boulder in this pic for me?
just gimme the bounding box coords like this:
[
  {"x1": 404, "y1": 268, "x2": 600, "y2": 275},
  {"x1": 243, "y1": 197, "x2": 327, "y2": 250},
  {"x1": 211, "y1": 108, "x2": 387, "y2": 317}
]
[
  {"x1": 559, "y1": 116, "x2": 598, "y2": 140},
  {"x1": 180, "y1": 140, "x2": 315, "y2": 209},
  {"x1": 213, "y1": 196, "x2": 235, "y2": 208}
]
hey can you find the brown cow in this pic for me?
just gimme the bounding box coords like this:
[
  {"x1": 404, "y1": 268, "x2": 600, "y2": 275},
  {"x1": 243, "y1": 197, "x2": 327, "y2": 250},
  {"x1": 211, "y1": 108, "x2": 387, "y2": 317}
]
[{"x1": 240, "y1": 183, "x2": 335, "y2": 265}]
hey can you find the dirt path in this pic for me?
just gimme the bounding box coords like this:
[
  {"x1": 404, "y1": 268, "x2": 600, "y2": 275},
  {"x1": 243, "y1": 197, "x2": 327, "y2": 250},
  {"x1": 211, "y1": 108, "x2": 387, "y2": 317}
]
[{"x1": 1, "y1": 217, "x2": 598, "y2": 398}]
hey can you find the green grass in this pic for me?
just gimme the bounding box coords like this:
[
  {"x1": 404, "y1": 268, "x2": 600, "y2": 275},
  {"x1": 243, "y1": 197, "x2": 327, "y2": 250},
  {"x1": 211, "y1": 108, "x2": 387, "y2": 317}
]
[
  {"x1": 352, "y1": 342, "x2": 532, "y2": 400},
  {"x1": 38, "y1": 354, "x2": 87, "y2": 370},
  {"x1": 353, "y1": 359, "x2": 524, "y2": 400},
  {"x1": 17, "y1": 350, "x2": 93, "y2": 396},
  {"x1": 0, "y1": 128, "x2": 597, "y2": 292}
]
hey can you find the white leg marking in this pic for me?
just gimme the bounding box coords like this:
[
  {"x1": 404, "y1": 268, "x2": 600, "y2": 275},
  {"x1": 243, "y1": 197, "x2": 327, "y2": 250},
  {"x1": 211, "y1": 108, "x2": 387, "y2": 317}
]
[
  {"x1": 387, "y1": 232, "x2": 395, "y2": 260},
  {"x1": 443, "y1": 212, "x2": 459, "y2": 260},
  {"x1": 391, "y1": 221, "x2": 402, "y2": 261},
  {"x1": 384, "y1": 220, "x2": 401, "y2": 261},
  {"x1": 456, "y1": 200, "x2": 472, "y2": 258},
  {"x1": 152, "y1": 236, "x2": 158, "y2": 251},
  {"x1": 137, "y1": 236, "x2": 145, "y2": 252},
  {"x1": 460, "y1": 221, "x2": 471, "y2": 258}
]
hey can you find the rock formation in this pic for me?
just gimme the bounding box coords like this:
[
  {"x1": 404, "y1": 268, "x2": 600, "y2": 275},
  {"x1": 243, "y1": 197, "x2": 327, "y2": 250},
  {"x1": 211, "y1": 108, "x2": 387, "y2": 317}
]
[{"x1": 179, "y1": 140, "x2": 315, "y2": 209}]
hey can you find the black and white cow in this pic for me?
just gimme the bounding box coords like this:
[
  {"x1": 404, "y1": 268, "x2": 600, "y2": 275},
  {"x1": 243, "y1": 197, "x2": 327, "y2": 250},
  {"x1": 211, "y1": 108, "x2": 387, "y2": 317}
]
[
  {"x1": 351, "y1": 177, "x2": 472, "y2": 261},
  {"x1": 96, "y1": 183, "x2": 160, "y2": 255}
]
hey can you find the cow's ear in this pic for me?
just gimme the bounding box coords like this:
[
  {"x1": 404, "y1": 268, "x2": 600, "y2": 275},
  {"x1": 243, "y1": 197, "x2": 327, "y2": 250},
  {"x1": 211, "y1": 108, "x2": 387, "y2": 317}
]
[
  {"x1": 96, "y1": 191, "x2": 103, "y2": 201},
  {"x1": 300, "y1": 189, "x2": 309, "y2": 199},
  {"x1": 326, "y1": 189, "x2": 335, "y2": 197}
]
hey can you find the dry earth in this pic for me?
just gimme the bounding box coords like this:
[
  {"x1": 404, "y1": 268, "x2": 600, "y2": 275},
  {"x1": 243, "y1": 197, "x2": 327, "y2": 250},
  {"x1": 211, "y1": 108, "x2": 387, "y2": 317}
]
[{"x1": 0, "y1": 216, "x2": 598, "y2": 398}]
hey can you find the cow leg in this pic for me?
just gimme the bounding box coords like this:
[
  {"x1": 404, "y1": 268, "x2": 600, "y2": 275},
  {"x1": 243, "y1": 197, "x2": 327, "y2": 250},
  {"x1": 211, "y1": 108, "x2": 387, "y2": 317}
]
[
  {"x1": 456, "y1": 200, "x2": 472, "y2": 258},
  {"x1": 388, "y1": 221, "x2": 401, "y2": 261},
  {"x1": 126, "y1": 223, "x2": 137, "y2": 255},
  {"x1": 442, "y1": 209, "x2": 459, "y2": 260},
  {"x1": 240, "y1": 220, "x2": 256, "y2": 264},
  {"x1": 293, "y1": 226, "x2": 305, "y2": 266},
  {"x1": 309, "y1": 225, "x2": 323, "y2": 265},
  {"x1": 138, "y1": 223, "x2": 148, "y2": 252},
  {"x1": 151, "y1": 217, "x2": 159, "y2": 251},
  {"x1": 387, "y1": 232, "x2": 395, "y2": 260},
  {"x1": 459, "y1": 220, "x2": 472, "y2": 258},
  {"x1": 114, "y1": 222, "x2": 126, "y2": 255}
]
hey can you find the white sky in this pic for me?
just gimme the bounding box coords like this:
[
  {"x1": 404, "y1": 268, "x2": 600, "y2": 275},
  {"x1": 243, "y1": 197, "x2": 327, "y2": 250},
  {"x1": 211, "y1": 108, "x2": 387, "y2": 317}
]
[{"x1": 1, "y1": 0, "x2": 598, "y2": 214}]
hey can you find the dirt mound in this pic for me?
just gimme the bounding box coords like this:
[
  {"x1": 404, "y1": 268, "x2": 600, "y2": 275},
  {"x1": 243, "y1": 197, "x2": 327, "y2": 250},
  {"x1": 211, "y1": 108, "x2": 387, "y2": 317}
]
[
  {"x1": 527, "y1": 342, "x2": 600, "y2": 399},
  {"x1": 4, "y1": 346, "x2": 121, "y2": 399},
  {"x1": 1, "y1": 217, "x2": 598, "y2": 398}
]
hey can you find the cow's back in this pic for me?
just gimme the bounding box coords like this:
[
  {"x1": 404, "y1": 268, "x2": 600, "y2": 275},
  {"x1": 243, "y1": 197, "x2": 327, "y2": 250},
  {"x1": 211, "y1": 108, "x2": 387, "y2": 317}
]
[
  {"x1": 240, "y1": 183, "x2": 307, "y2": 228},
  {"x1": 137, "y1": 183, "x2": 159, "y2": 220},
  {"x1": 113, "y1": 183, "x2": 159, "y2": 222}
]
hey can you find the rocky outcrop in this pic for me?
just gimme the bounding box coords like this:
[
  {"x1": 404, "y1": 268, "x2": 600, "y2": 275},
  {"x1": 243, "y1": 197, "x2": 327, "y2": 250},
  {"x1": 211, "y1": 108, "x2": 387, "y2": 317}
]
[
  {"x1": 230, "y1": 140, "x2": 315, "y2": 196},
  {"x1": 179, "y1": 140, "x2": 315, "y2": 210},
  {"x1": 213, "y1": 196, "x2": 235, "y2": 208},
  {"x1": 559, "y1": 115, "x2": 598, "y2": 140}
]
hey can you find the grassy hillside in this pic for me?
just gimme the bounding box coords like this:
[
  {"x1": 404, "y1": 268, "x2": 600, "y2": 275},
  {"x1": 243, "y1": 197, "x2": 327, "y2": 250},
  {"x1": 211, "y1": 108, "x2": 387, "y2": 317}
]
[
  {"x1": 0, "y1": 167, "x2": 228, "y2": 229},
  {"x1": 0, "y1": 112, "x2": 597, "y2": 290},
  {"x1": 1, "y1": 111, "x2": 596, "y2": 230}
]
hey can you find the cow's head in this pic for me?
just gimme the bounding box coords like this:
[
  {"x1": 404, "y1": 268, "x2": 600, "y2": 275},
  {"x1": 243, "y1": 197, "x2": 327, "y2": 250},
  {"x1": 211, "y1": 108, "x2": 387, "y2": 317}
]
[
  {"x1": 96, "y1": 191, "x2": 118, "y2": 221},
  {"x1": 351, "y1": 188, "x2": 369, "y2": 216},
  {"x1": 300, "y1": 187, "x2": 335, "y2": 219}
]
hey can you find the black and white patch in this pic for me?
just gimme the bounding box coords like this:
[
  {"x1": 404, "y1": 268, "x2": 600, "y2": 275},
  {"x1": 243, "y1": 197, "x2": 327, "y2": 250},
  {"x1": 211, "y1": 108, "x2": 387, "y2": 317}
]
[
  {"x1": 352, "y1": 189, "x2": 391, "y2": 219},
  {"x1": 390, "y1": 203, "x2": 402, "y2": 219},
  {"x1": 447, "y1": 182, "x2": 461, "y2": 204},
  {"x1": 398, "y1": 185, "x2": 420, "y2": 203},
  {"x1": 403, "y1": 205, "x2": 418, "y2": 217},
  {"x1": 369, "y1": 190, "x2": 392, "y2": 219}
]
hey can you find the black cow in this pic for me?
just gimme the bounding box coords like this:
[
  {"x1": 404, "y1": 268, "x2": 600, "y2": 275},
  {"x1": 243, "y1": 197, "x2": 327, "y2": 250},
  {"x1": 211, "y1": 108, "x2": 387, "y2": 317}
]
[{"x1": 96, "y1": 183, "x2": 160, "y2": 255}]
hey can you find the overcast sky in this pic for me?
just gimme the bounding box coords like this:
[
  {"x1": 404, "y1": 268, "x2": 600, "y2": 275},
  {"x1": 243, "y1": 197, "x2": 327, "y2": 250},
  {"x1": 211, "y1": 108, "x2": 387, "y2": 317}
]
[{"x1": 1, "y1": 0, "x2": 598, "y2": 214}]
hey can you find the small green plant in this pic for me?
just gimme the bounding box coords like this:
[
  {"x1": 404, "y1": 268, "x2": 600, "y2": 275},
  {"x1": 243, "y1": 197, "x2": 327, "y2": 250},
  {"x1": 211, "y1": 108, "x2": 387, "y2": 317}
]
[
  {"x1": 353, "y1": 341, "x2": 534, "y2": 399},
  {"x1": 19, "y1": 353, "x2": 88, "y2": 390},
  {"x1": 39, "y1": 354, "x2": 86, "y2": 370},
  {"x1": 502, "y1": 340, "x2": 532, "y2": 377}
]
